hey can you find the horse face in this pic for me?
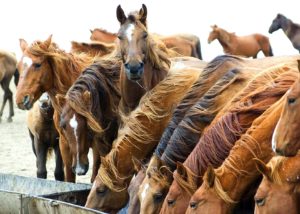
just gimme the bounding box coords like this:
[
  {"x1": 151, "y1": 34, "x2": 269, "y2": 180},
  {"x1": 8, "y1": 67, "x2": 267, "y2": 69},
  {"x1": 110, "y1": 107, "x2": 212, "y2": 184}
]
[
  {"x1": 269, "y1": 15, "x2": 282, "y2": 33},
  {"x1": 117, "y1": 5, "x2": 148, "y2": 81},
  {"x1": 38, "y1": 93, "x2": 54, "y2": 119},
  {"x1": 254, "y1": 178, "x2": 300, "y2": 214},
  {"x1": 185, "y1": 183, "x2": 231, "y2": 214},
  {"x1": 208, "y1": 28, "x2": 219, "y2": 44},
  {"x1": 85, "y1": 176, "x2": 129, "y2": 213},
  {"x1": 60, "y1": 105, "x2": 89, "y2": 175},
  {"x1": 16, "y1": 54, "x2": 54, "y2": 110},
  {"x1": 272, "y1": 82, "x2": 300, "y2": 156}
]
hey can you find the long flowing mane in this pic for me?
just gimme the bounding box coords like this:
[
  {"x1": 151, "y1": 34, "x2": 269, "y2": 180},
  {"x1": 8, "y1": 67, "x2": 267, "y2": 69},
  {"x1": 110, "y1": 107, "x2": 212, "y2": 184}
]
[
  {"x1": 26, "y1": 41, "x2": 97, "y2": 109},
  {"x1": 66, "y1": 58, "x2": 121, "y2": 133},
  {"x1": 157, "y1": 55, "x2": 245, "y2": 155},
  {"x1": 96, "y1": 68, "x2": 200, "y2": 191},
  {"x1": 174, "y1": 65, "x2": 298, "y2": 195}
]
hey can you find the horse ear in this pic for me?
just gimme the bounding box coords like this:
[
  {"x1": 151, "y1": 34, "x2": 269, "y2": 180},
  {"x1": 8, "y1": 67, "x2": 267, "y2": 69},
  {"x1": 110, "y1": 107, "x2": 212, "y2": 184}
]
[
  {"x1": 132, "y1": 156, "x2": 143, "y2": 172},
  {"x1": 116, "y1": 5, "x2": 127, "y2": 25},
  {"x1": 205, "y1": 166, "x2": 215, "y2": 188},
  {"x1": 44, "y1": 35, "x2": 53, "y2": 49},
  {"x1": 297, "y1": 60, "x2": 300, "y2": 73},
  {"x1": 55, "y1": 94, "x2": 66, "y2": 108},
  {"x1": 19, "y1": 38, "x2": 28, "y2": 53},
  {"x1": 160, "y1": 166, "x2": 173, "y2": 181},
  {"x1": 82, "y1": 91, "x2": 91, "y2": 106},
  {"x1": 148, "y1": 155, "x2": 163, "y2": 169},
  {"x1": 254, "y1": 158, "x2": 272, "y2": 181},
  {"x1": 211, "y1": 24, "x2": 217, "y2": 29},
  {"x1": 139, "y1": 4, "x2": 147, "y2": 25},
  {"x1": 176, "y1": 162, "x2": 188, "y2": 180},
  {"x1": 90, "y1": 29, "x2": 93, "y2": 34}
]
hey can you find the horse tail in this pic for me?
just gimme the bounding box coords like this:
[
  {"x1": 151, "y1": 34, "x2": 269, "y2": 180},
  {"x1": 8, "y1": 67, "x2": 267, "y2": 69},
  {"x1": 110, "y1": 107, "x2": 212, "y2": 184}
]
[
  {"x1": 268, "y1": 44, "x2": 274, "y2": 56},
  {"x1": 195, "y1": 39, "x2": 203, "y2": 60},
  {"x1": 14, "y1": 68, "x2": 20, "y2": 86}
]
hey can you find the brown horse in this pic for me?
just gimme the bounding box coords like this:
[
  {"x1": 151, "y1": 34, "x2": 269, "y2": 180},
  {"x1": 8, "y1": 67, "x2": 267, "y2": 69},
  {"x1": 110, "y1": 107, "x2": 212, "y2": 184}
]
[
  {"x1": 161, "y1": 65, "x2": 299, "y2": 214},
  {"x1": 137, "y1": 65, "x2": 262, "y2": 214},
  {"x1": 26, "y1": 93, "x2": 63, "y2": 181},
  {"x1": 90, "y1": 28, "x2": 202, "y2": 59},
  {"x1": 15, "y1": 36, "x2": 97, "y2": 182},
  {"x1": 0, "y1": 50, "x2": 19, "y2": 122},
  {"x1": 70, "y1": 40, "x2": 115, "y2": 57},
  {"x1": 269, "y1": 14, "x2": 300, "y2": 52},
  {"x1": 272, "y1": 60, "x2": 300, "y2": 156},
  {"x1": 84, "y1": 65, "x2": 201, "y2": 213},
  {"x1": 185, "y1": 71, "x2": 298, "y2": 214},
  {"x1": 208, "y1": 25, "x2": 273, "y2": 58},
  {"x1": 254, "y1": 155, "x2": 300, "y2": 214},
  {"x1": 57, "y1": 60, "x2": 121, "y2": 182}
]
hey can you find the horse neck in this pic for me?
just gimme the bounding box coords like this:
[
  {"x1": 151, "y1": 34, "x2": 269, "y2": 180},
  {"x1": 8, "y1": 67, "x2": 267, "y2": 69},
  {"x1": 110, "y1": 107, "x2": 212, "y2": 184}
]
[
  {"x1": 280, "y1": 17, "x2": 295, "y2": 39},
  {"x1": 217, "y1": 29, "x2": 233, "y2": 49}
]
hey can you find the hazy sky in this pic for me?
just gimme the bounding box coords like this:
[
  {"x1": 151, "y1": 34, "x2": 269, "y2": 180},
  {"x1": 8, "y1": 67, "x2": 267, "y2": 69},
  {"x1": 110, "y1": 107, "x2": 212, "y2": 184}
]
[{"x1": 1, "y1": 0, "x2": 299, "y2": 61}]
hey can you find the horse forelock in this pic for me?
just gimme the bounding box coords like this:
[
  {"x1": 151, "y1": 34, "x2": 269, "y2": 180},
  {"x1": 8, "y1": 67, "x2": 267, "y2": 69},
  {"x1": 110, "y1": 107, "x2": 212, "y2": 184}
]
[{"x1": 173, "y1": 167, "x2": 199, "y2": 196}]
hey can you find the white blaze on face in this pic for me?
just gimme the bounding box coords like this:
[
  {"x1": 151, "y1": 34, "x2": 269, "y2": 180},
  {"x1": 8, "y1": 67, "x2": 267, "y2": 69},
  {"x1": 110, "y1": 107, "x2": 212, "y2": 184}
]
[
  {"x1": 141, "y1": 183, "x2": 150, "y2": 202},
  {"x1": 125, "y1": 24, "x2": 135, "y2": 42},
  {"x1": 272, "y1": 118, "x2": 281, "y2": 152},
  {"x1": 70, "y1": 114, "x2": 81, "y2": 169},
  {"x1": 23, "y1": 56, "x2": 33, "y2": 67},
  {"x1": 172, "y1": 61, "x2": 186, "y2": 70}
]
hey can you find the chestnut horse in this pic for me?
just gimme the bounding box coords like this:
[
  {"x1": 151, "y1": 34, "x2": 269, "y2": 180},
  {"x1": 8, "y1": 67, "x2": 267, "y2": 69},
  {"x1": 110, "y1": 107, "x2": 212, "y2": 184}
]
[
  {"x1": 58, "y1": 60, "x2": 121, "y2": 182},
  {"x1": 90, "y1": 28, "x2": 202, "y2": 59},
  {"x1": 137, "y1": 65, "x2": 262, "y2": 214},
  {"x1": 15, "y1": 36, "x2": 97, "y2": 182},
  {"x1": 84, "y1": 66, "x2": 201, "y2": 213},
  {"x1": 161, "y1": 65, "x2": 299, "y2": 214},
  {"x1": 254, "y1": 155, "x2": 300, "y2": 214},
  {"x1": 269, "y1": 14, "x2": 300, "y2": 52},
  {"x1": 70, "y1": 41, "x2": 115, "y2": 57},
  {"x1": 272, "y1": 60, "x2": 300, "y2": 156},
  {"x1": 185, "y1": 71, "x2": 298, "y2": 214},
  {"x1": 26, "y1": 93, "x2": 63, "y2": 181},
  {"x1": 0, "y1": 50, "x2": 19, "y2": 122},
  {"x1": 208, "y1": 25, "x2": 273, "y2": 58}
]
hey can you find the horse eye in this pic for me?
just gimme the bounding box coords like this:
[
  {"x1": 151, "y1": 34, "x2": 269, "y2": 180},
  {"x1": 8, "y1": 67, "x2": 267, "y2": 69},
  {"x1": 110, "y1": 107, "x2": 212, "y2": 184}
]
[
  {"x1": 255, "y1": 198, "x2": 266, "y2": 206},
  {"x1": 190, "y1": 201, "x2": 199, "y2": 209},
  {"x1": 288, "y1": 97, "x2": 296, "y2": 105},
  {"x1": 153, "y1": 192, "x2": 163, "y2": 202},
  {"x1": 118, "y1": 35, "x2": 124, "y2": 40},
  {"x1": 33, "y1": 63, "x2": 41, "y2": 69},
  {"x1": 167, "y1": 198, "x2": 175, "y2": 207},
  {"x1": 142, "y1": 32, "x2": 148, "y2": 39},
  {"x1": 96, "y1": 186, "x2": 107, "y2": 195}
]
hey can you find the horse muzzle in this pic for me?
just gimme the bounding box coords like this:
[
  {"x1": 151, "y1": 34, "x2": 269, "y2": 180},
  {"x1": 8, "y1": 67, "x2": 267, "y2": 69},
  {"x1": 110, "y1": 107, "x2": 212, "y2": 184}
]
[
  {"x1": 124, "y1": 62, "x2": 144, "y2": 81},
  {"x1": 73, "y1": 162, "x2": 89, "y2": 175},
  {"x1": 17, "y1": 95, "x2": 33, "y2": 110}
]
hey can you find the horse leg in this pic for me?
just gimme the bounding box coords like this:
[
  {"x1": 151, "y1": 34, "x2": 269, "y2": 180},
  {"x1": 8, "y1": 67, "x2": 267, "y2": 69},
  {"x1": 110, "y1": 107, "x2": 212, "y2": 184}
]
[
  {"x1": 29, "y1": 129, "x2": 36, "y2": 156},
  {"x1": 91, "y1": 142, "x2": 101, "y2": 183},
  {"x1": 0, "y1": 79, "x2": 13, "y2": 122},
  {"x1": 35, "y1": 136, "x2": 48, "y2": 179},
  {"x1": 53, "y1": 140, "x2": 65, "y2": 181},
  {"x1": 59, "y1": 135, "x2": 76, "y2": 182}
]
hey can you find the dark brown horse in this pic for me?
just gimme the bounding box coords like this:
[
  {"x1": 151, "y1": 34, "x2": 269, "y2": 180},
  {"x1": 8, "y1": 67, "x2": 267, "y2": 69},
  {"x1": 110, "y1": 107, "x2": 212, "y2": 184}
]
[
  {"x1": 0, "y1": 50, "x2": 19, "y2": 122},
  {"x1": 208, "y1": 25, "x2": 273, "y2": 58},
  {"x1": 58, "y1": 60, "x2": 121, "y2": 182},
  {"x1": 185, "y1": 71, "x2": 298, "y2": 214},
  {"x1": 84, "y1": 64, "x2": 201, "y2": 213},
  {"x1": 70, "y1": 41, "x2": 115, "y2": 57},
  {"x1": 16, "y1": 36, "x2": 97, "y2": 182},
  {"x1": 269, "y1": 14, "x2": 300, "y2": 52},
  {"x1": 161, "y1": 65, "x2": 298, "y2": 214},
  {"x1": 272, "y1": 60, "x2": 300, "y2": 156},
  {"x1": 26, "y1": 93, "x2": 63, "y2": 181}
]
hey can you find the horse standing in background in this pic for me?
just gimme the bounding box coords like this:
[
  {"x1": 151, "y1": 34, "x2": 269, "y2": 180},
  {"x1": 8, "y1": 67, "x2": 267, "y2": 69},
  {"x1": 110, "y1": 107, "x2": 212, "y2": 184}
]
[
  {"x1": 208, "y1": 25, "x2": 273, "y2": 58},
  {"x1": 70, "y1": 41, "x2": 115, "y2": 57},
  {"x1": 269, "y1": 14, "x2": 300, "y2": 52},
  {"x1": 0, "y1": 50, "x2": 19, "y2": 122},
  {"x1": 90, "y1": 28, "x2": 117, "y2": 44}
]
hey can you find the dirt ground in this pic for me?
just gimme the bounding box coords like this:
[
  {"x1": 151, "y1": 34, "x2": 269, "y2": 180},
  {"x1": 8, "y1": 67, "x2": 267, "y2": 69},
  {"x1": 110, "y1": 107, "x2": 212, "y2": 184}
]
[{"x1": 0, "y1": 82, "x2": 92, "y2": 184}]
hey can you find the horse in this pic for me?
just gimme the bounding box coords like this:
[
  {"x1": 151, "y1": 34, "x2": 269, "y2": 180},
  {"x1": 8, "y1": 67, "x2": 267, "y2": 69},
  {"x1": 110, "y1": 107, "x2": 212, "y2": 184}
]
[
  {"x1": 84, "y1": 64, "x2": 201, "y2": 213},
  {"x1": 254, "y1": 155, "x2": 300, "y2": 214},
  {"x1": 90, "y1": 28, "x2": 203, "y2": 59},
  {"x1": 90, "y1": 28, "x2": 117, "y2": 44},
  {"x1": 161, "y1": 65, "x2": 299, "y2": 214},
  {"x1": 0, "y1": 50, "x2": 19, "y2": 122},
  {"x1": 137, "y1": 65, "x2": 263, "y2": 214},
  {"x1": 208, "y1": 25, "x2": 273, "y2": 58},
  {"x1": 272, "y1": 60, "x2": 300, "y2": 156},
  {"x1": 57, "y1": 60, "x2": 121, "y2": 182},
  {"x1": 269, "y1": 14, "x2": 300, "y2": 52},
  {"x1": 70, "y1": 40, "x2": 115, "y2": 57},
  {"x1": 185, "y1": 71, "x2": 299, "y2": 214},
  {"x1": 26, "y1": 93, "x2": 63, "y2": 181},
  {"x1": 15, "y1": 36, "x2": 97, "y2": 182}
]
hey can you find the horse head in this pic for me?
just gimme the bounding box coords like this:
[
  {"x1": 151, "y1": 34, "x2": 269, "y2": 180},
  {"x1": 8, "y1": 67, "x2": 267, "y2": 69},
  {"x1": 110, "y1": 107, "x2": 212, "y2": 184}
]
[
  {"x1": 16, "y1": 35, "x2": 54, "y2": 110},
  {"x1": 116, "y1": 4, "x2": 148, "y2": 81},
  {"x1": 272, "y1": 60, "x2": 300, "y2": 156},
  {"x1": 208, "y1": 25, "x2": 219, "y2": 44},
  {"x1": 269, "y1": 14, "x2": 285, "y2": 33}
]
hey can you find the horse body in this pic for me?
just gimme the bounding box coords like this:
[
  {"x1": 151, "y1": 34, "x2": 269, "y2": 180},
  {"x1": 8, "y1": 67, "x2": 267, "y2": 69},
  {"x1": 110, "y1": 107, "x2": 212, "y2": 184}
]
[
  {"x1": 269, "y1": 14, "x2": 300, "y2": 52},
  {"x1": 254, "y1": 155, "x2": 300, "y2": 214},
  {"x1": 208, "y1": 25, "x2": 273, "y2": 58},
  {"x1": 26, "y1": 93, "x2": 63, "y2": 181},
  {"x1": 16, "y1": 36, "x2": 97, "y2": 182},
  {"x1": 0, "y1": 50, "x2": 19, "y2": 122}
]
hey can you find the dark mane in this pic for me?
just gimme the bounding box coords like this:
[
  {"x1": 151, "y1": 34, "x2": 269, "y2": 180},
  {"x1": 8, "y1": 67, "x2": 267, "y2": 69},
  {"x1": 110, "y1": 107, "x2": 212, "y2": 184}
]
[{"x1": 157, "y1": 55, "x2": 244, "y2": 156}]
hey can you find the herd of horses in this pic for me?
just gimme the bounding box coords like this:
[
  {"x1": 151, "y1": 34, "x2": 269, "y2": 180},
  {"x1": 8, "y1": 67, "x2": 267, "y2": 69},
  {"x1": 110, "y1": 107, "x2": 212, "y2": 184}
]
[{"x1": 1, "y1": 4, "x2": 300, "y2": 214}]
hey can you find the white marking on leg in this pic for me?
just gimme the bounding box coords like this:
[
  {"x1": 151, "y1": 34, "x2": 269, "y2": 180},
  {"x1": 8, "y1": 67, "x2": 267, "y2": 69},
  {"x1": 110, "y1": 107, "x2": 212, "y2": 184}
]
[
  {"x1": 141, "y1": 183, "x2": 149, "y2": 202},
  {"x1": 272, "y1": 119, "x2": 281, "y2": 152},
  {"x1": 125, "y1": 24, "x2": 135, "y2": 42}
]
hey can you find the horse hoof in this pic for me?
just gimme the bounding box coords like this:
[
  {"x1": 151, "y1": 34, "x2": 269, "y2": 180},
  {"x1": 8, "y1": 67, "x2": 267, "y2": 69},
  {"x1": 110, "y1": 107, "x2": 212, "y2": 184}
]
[{"x1": 7, "y1": 118, "x2": 13, "y2": 123}]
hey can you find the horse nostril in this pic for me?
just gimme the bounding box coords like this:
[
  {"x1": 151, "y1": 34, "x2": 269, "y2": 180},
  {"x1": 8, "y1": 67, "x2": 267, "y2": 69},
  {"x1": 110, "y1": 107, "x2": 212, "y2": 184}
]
[
  {"x1": 275, "y1": 148, "x2": 284, "y2": 156},
  {"x1": 124, "y1": 63, "x2": 130, "y2": 70},
  {"x1": 190, "y1": 201, "x2": 198, "y2": 209}
]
